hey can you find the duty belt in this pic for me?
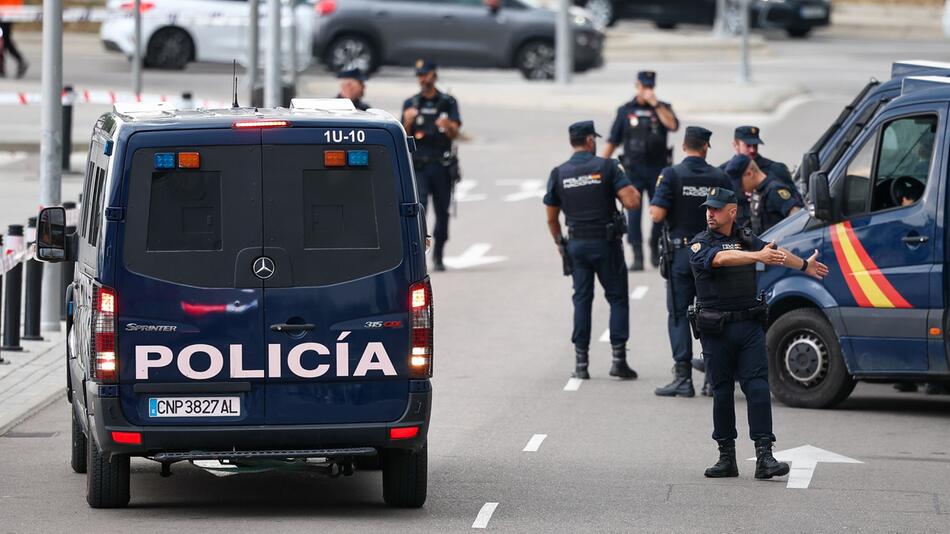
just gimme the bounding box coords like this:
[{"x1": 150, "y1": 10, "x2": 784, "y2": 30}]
[
  {"x1": 568, "y1": 226, "x2": 608, "y2": 239},
  {"x1": 669, "y1": 236, "x2": 690, "y2": 249}
]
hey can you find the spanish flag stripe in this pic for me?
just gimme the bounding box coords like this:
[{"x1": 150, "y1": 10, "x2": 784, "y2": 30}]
[
  {"x1": 835, "y1": 223, "x2": 895, "y2": 307},
  {"x1": 830, "y1": 222, "x2": 873, "y2": 307},
  {"x1": 841, "y1": 221, "x2": 911, "y2": 308}
]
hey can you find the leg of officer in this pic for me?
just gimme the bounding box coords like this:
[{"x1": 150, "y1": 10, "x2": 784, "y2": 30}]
[
  {"x1": 593, "y1": 239, "x2": 637, "y2": 378},
  {"x1": 655, "y1": 246, "x2": 697, "y2": 397},
  {"x1": 702, "y1": 325, "x2": 740, "y2": 478},
  {"x1": 625, "y1": 168, "x2": 645, "y2": 271},
  {"x1": 643, "y1": 166, "x2": 662, "y2": 267},
  {"x1": 569, "y1": 240, "x2": 597, "y2": 374},
  {"x1": 428, "y1": 162, "x2": 453, "y2": 269}
]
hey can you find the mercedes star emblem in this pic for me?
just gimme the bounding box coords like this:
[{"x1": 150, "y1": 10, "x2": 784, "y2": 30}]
[{"x1": 253, "y1": 256, "x2": 275, "y2": 280}]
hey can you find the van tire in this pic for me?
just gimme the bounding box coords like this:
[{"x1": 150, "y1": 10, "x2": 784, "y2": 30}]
[
  {"x1": 71, "y1": 408, "x2": 88, "y2": 474},
  {"x1": 86, "y1": 437, "x2": 130, "y2": 508},
  {"x1": 145, "y1": 27, "x2": 194, "y2": 70},
  {"x1": 382, "y1": 445, "x2": 427, "y2": 508},
  {"x1": 767, "y1": 308, "x2": 856, "y2": 409}
]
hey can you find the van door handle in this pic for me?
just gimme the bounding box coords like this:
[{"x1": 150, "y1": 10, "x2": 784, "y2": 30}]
[
  {"x1": 270, "y1": 323, "x2": 315, "y2": 332},
  {"x1": 901, "y1": 235, "x2": 929, "y2": 245}
]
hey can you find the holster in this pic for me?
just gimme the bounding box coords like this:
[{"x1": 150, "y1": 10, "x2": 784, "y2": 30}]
[
  {"x1": 442, "y1": 153, "x2": 461, "y2": 184},
  {"x1": 696, "y1": 307, "x2": 727, "y2": 335},
  {"x1": 687, "y1": 305, "x2": 700, "y2": 339},
  {"x1": 561, "y1": 239, "x2": 574, "y2": 277}
]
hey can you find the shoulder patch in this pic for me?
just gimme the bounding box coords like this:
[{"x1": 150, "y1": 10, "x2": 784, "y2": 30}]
[
  {"x1": 690, "y1": 242, "x2": 702, "y2": 253},
  {"x1": 777, "y1": 189, "x2": 791, "y2": 200}
]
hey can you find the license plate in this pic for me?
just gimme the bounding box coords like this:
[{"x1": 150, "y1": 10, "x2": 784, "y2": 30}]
[
  {"x1": 800, "y1": 6, "x2": 827, "y2": 19},
  {"x1": 148, "y1": 397, "x2": 241, "y2": 418}
]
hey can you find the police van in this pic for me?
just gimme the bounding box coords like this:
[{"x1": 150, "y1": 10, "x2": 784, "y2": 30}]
[
  {"x1": 35, "y1": 98, "x2": 433, "y2": 508},
  {"x1": 760, "y1": 73, "x2": 950, "y2": 409}
]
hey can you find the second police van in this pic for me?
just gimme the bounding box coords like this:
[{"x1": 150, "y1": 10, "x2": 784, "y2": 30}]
[
  {"x1": 36, "y1": 98, "x2": 434, "y2": 508},
  {"x1": 761, "y1": 65, "x2": 950, "y2": 408}
]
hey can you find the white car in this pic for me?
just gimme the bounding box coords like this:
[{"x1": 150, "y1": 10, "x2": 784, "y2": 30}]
[
  {"x1": 944, "y1": 0, "x2": 950, "y2": 39},
  {"x1": 100, "y1": 0, "x2": 314, "y2": 70}
]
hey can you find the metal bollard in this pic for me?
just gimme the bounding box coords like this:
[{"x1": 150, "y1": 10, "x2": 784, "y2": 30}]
[
  {"x1": 0, "y1": 232, "x2": 4, "y2": 364},
  {"x1": 62, "y1": 86, "x2": 76, "y2": 172},
  {"x1": 180, "y1": 91, "x2": 195, "y2": 111},
  {"x1": 2, "y1": 225, "x2": 25, "y2": 352},
  {"x1": 60, "y1": 202, "x2": 78, "y2": 322},
  {"x1": 23, "y1": 217, "x2": 44, "y2": 341}
]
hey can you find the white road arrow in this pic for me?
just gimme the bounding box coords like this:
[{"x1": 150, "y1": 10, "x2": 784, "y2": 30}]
[
  {"x1": 455, "y1": 181, "x2": 487, "y2": 203},
  {"x1": 747, "y1": 445, "x2": 863, "y2": 489},
  {"x1": 442, "y1": 244, "x2": 507, "y2": 270},
  {"x1": 500, "y1": 179, "x2": 546, "y2": 202}
]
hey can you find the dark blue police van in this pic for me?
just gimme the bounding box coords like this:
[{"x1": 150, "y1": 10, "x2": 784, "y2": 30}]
[
  {"x1": 35, "y1": 99, "x2": 433, "y2": 508},
  {"x1": 760, "y1": 72, "x2": 950, "y2": 409}
]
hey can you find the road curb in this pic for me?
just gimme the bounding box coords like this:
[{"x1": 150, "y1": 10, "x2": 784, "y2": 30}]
[
  {"x1": 0, "y1": 389, "x2": 66, "y2": 437},
  {"x1": 0, "y1": 339, "x2": 68, "y2": 437}
]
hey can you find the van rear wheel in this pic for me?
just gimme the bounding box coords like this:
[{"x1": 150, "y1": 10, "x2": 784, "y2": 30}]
[
  {"x1": 767, "y1": 308, "x2": 855, "y2": 408},
  {"x1": 70, "y1": 407, "x2": 88, "y2": 474},
  {"x1": 86, "y1": 437, "x2": 130, "y2": 508},
  {"x1": 382, "y1": 444, "x2": 427, "y2": 508}
]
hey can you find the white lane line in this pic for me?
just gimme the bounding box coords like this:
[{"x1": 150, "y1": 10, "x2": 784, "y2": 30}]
[
  {"x1": 472, "y1": 502, "x2": 499, "y2": 529},
  {"x1": 631, "y1": 285, "x2": 649, "y2": 300},
  {"x1": 598, "y1": 328, "x2": 610, "y2": 343},
  {"x1": 563, "y1": 378, "x2": 583, "y2": 391},
  {"x1": 522, "y1": 434, "x2": 547, "y2": 452}
]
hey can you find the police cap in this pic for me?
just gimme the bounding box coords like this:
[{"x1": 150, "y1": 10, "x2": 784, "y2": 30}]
[
  {"x1": 337, "y1": 68, "x2": 367, "y2": 82},
  {"x1": 415, "y1": 59, "x2": 437, "y2": 75},
  {"x1": 637, "y1": 70, "x2": 656, "y2": 87},
  {"x1": 723, "y1": 154, "x2": 753, "y2": 182},
  {"x1": 684, "y1": 126, "x2": 713, "y2": 146},
  {"x1": 701, "y1": 187, "x2": 738, "y2": 209},
  {"x1": 568, "y1": 120, "x2": 602, "y2": 140},
  {"x1": 893, "y1": 176, "x2": 924, "y2": 202},
  {"x1": 735, "y1": 125, "x2": 764, "y2": 145}
]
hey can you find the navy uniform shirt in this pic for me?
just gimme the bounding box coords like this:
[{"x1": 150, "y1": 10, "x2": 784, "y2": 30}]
[
  {"x1": 543, "y1": 152, "x2": 631, "y2": 228},
  {"x1": 751, "y1": 175, "x2": 804, "y2": 234},
  {"x1": 402, "y1": 90, "x2": 461, "y2": 157},
  {"x1": 607, "y1": 99, "x2": 678, "y2": 167},
  {"x1": 689, "y1": 225, "x2": 766, "y2": 311},
  {"x1": 652, "y1": 156, "x2": 732, "y2": 240},
  {"x1": 755, "y1": 155, "x2": 794, "y2": 188}
]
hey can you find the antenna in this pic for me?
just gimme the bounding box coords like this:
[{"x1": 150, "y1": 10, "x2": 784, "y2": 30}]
[{"x1": 232, "y1": 60, "x2": 240, "y2": 108}]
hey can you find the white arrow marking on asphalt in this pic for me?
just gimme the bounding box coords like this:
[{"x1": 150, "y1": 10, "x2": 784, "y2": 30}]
[
  {"x1": 598, "y1": 328, "x2": 611, "y2": 343},
  {"x1": 472, "y1": 502, "x2": 499, "y2": 529},
  {"x1": 563, "y1": 378, "x2": 583, "y2": 391},
  {"x1": 631, "y1": 285, "x2": 649, "y2": 300},
  {"x1": 522, "y1": 434, "x2": 548, "y2": 452},
  {"x1": 746, "y1": 445, "x2": 863, "y2": 489},
  {"x1": 502, "y1": 180, "x2": 545, "y2": 202},
  {"x1": 455, "y1": 181, "x2": 487, "y2": 203},
  {"x1": 442, "y1": 244, "x2": 507, "y2": 270}
]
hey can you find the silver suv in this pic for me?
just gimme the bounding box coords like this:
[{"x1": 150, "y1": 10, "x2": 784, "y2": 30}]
[{"x1": 311, "y1": 0, "x2": 604, "y2": 79}]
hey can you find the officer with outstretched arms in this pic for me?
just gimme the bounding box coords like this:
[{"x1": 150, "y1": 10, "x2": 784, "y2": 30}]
[
  {"x1": 336, "y1": 68, "x2": 371, "y2": 111},
  {"x1": 544, "y1": 121, "x2": 642, "y2": 380},
  {"x1": 650, "y1": 126, "x2": 731, "y2": 398},
  {"x1": 688, "y1": 187, "x2": 828, "y2": 479},
  {"x1": 402, "y1": 59, "x2": 462, "y2": 271},
  {"x1": 724, "y1": 154, "x2": 803, "y2": 235},
  {"x1": 602, "y1": 71, "x2": 679, "y2": 271}
]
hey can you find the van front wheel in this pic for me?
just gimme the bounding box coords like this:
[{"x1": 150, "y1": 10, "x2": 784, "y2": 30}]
[
  {"x1": 382, "y1": 444, "x2": 427, "y2": 508},
  {"x1": 86, "y1": 437, "x2": 130, "y2": 508}
]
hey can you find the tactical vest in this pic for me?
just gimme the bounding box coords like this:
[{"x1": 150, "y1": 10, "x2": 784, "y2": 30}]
[
  {"x1": 695, "y1": 229, "x2": 759, "y2": 310},
  {"x1": 667, "y1": 160, "x2": 728, "y2": 239},
  {"x1": 410, "y1": 93, "x2": 453, "y2": 155},
  {"x1": 556, "y1": 156, "x2": 619, "y2": 228},
  {"x1": 621, "y1": 104, "x2": 668, "y2": 166}
]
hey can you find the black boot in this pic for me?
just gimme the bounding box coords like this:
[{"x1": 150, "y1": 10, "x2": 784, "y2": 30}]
[
  {"x1": 754, "y1": 438, "x2": 790, "y2": 479},
  {"x1": 629, "y1": 244, "x2": 644, "y2": 272},
  {"x1": 691, "y1": 357, "x2": 706, "y2": 373},
  {"x1": 432, "y1": 241, "x2": 446, "y2": 272},
  {"x1": 573, "y1": 347, "x2": 590, "y2": 379},
  {"x1": 655, "y1": 362, "x2": 695, "y2": 397},
  {"x1": 704, "y1": 439, "x2": 739, "y2": 478},
  {"x1": 608, "y1": 344, "x2": 637, "y2": 379}
]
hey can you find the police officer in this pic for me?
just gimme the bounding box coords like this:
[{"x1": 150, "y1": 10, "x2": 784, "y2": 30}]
[
  {"x1": 544, "y1": 120, "x2": 642, "y2": 379},
  {"x1": 651, "y1": 126, "x2": 731, "y2": 398},
  {"x1": 724, "y1": 155, "x2": 803, "y2": 235},
  {"x1": 402, "y1": 60, "x2": 462, "y2": 271},
  {"x1": 722, "y1": 126, "x2": 794, "y2": 188},
  {"x1": 336, "y1": 68, "x2": 371, "y2": 111},
  {"x1": 688, "y1": 187, "x2": 828, "y2": 479},
  {"x1": 602, "y1": 71, "x2": 679, "y2": 271}
]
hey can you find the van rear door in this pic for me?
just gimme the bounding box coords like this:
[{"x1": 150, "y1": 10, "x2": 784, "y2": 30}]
[{"x1": 260, "y1": 126, "x2": 412, "y2": 425}]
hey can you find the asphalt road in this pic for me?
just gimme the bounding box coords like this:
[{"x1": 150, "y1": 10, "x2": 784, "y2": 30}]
[{"x1": 1, "y1": 23, "x2": 949, "y2": 533}]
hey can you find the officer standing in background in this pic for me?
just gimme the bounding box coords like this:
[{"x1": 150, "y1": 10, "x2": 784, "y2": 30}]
[
  {"x1": 402, "y1": 60, "x2": 462, "y2": 271},
  {"x1": 724, "y1": 155, "x2": 803, "y2": 235},
  {"x1": 544, "y1": 121, "x2": 642, "y2": 380},
  {"x1": 650, "y1": 127, "x2": 731, "y2": 398},
  {"x1": 722, "y1": 126, "x2": 795, "y2": 188},
  {"x1": 688, "y1": 187, "x2": 827, "y2": 479},
  {"x1": 602, "y1": 71, "x2": 679, "y2": 271},
  {"x1": 336, "y1": 68, "x2": 371, "y2": 111}
]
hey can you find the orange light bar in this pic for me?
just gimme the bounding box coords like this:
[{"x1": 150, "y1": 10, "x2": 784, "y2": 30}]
[
  {"x1": 324, "y1": 150, "x2": 346, "y2": 167},
  {"x1": 178, "y1": 152, "x2": 200, "y2": 168},
  {"x1": 390, "y1": 426, "x2": 419, "y2": 440},
  {"x1": 930, "y1": 327, "x2": 942, "y2": 337},
  {"x1": 232, "y1": 120, "x2": 291, "y2": 129}
]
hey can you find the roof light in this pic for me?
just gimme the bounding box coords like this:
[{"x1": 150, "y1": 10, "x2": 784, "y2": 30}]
[
  {"x1": 389, "y1": 426, "x2": 419, "y2": 440},
  {"x1": 232, "y1": 120, "x2": 291, "y2": 129},
  {"x1": 324, "y1": 150, "x2": 346, "y2": 167},
  {"x1": 111, "y1": 431, "x2": 142, "y2": 445},
  {"x1": 348, "y1": 150, "x2": 369, "y2": 166},
  {"x1": 154, "y1": 152, "x2": 175, "y2": 169},
  {"x1": 178, "y1": 152, "x2": 200, "y2": 169}
]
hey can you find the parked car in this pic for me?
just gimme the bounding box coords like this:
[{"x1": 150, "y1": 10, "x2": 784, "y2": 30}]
[
  {"x1": 99, "y1": 0, "x2": 313, "y2": 70},
  {"x1": 311, "y1": 0, "x2": 604, "y2": 80},
  {"x1": 579, "y1": 0, "x2": 830, "y2": 38}
]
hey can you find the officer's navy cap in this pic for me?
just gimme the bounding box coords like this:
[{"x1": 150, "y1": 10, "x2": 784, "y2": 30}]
[
  {"x1": 337, "y1": 68, "x2": 367, "y2": 82},
  {"x1": 702, "y1": 187, "x2": 739, "y2": 209},
  {"x1": 735, "y1": 125, "x2": 764, "y2": 145},
  {"x1": 415, "y1": 59, "x2": 437, "y2": 75},
  {"x1": 723, "y1": 154, "x2": 753, "y2": 182},
  {"x1": 684, "y1": 126, "x2": 713, "y2": 145},
  {"x1": 637, "y1": 70, "x2": 656, "y2": 87},
  {"x1": 568, "y1": 120, "x2": 601, "y2": 139}
]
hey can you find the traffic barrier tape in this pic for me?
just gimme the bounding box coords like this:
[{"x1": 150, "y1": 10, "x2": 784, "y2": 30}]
[
  {"x1": 0, "y1": 246, "x2": 32, "y2": 277},
  {"x1": 0, "y1": 89, "x2": 227, "y2": 108},
  {"x1": 0, "y1": 6, "x2": 297, "y2": 26}
]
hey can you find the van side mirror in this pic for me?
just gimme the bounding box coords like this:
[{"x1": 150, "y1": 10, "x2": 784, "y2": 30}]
[
  {"x1": 808, "y1": 171, "x2": 832, "y2": 221},
  {"x1": 36, "y1": 207, "x2": 68, "y2": 262},
  {"x1": 799, "y1": 151, "x2": 819, "y2": 193}
]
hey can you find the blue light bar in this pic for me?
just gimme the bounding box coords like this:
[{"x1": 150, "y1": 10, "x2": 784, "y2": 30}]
[
  {"x1": 154, "y1": 153, "x2": 175, "y2": 169},
  {"x1": 347, "y1": 150, "x2": 369, "y2": 166}
]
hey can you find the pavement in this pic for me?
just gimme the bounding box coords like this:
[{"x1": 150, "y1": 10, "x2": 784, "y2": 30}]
[{"x1": 0, "y1": 329, "x2": 65, "y2": 436}]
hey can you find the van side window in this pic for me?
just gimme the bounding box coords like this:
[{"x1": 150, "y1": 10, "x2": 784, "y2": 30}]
[
  {"x1": 146, "y1": 171, "x2": 223, "y2": 252},
  {"x1": 872, "y1": 115, "x2": 936, "y2": 211},
  {"x1": 79, "y1": 160, "x2": 95, "y2": 239},
  {"x1": 842, "y1": 135, "x2": 874, "y2": 216},
  {"x1": 88, "y1": 167, "x2": 106, "y2": 247}
]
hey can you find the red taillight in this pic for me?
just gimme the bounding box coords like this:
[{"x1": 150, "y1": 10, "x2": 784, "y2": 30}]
[
  {"x1": 232, "y1": 120, "x2": 291, "y2": 129},
  {"x1": 409, "y1": 279, "x2": 433, "y2": 378},
  {"x1": 111, "y1": 431, "x2": 142, "y2": 445},
  {"x1": 315, "y1": 0, "x2": 336, "y2": 16},
  {"x1": 119, "y1": 1, "x2": 156, "y2": 13},
  {"x1": 389, "y1": 426, "x2": 419, "y2": 440},
  {"x1": 93, "y1": 286, "x2": 118, "y2": 383}
]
